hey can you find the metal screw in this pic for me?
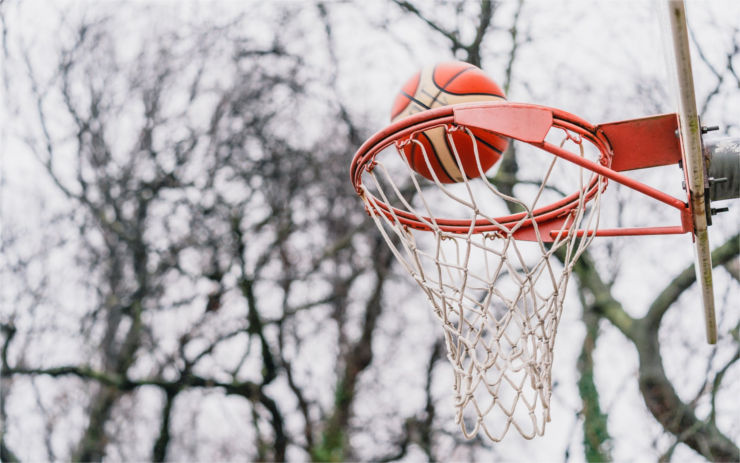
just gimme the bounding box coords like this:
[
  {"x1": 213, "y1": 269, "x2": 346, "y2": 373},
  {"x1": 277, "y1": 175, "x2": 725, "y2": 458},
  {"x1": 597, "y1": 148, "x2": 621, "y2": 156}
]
[
  {"x1": 701, "y1": 125, "x2": 720, "y2": 134},
  {"x1": 710, "y1": 207, "x2": 729, "y2": 215},
  {"x1": 708, "y1": 177, "x2": 728, "y2": 185}
]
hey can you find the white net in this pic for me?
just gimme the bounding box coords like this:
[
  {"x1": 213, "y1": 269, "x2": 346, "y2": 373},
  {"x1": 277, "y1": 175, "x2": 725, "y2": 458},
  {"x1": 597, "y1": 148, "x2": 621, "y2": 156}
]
[{"x1": 358, "y1": 124, "x2": 606, "y2": 441}]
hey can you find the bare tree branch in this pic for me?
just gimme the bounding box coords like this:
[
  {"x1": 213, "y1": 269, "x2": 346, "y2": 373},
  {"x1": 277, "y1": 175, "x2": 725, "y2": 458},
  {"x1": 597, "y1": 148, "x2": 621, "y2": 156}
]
[
  {"x1": 152, "y1": 389, "x2": 176, "y2": 462},
  {"x1": 571, "y1": 235, "x2": 740, "y2": 460},
  {"x1": 643, "y1": 233, "x2": 740, "y2": 331},
  {"x1": 709, "y1": 339, "x2": 740, "y2": 425},
  {"x1": 0, "y1": 324, "x2": 20, "y2": 463},
  {"x1": 391, "y1": 0, "x2": 464, "y2": 53},
  {"x1": 577, "y1": 310, "x2": 612, "y2": 462}
]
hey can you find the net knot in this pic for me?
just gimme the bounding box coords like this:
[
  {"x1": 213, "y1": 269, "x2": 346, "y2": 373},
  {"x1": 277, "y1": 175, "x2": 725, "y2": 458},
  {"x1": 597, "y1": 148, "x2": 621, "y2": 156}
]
[
  {"x1": 561, "y1": 129, "x2": 583, "y2": 145},
  {"x1": 446, "y1": 124, "x2": 466, "y2": 134},
  {"x1": 365, "y1": 160, "x2": 378, "y2": 173},
  {"x1": 395, "y1": 136, "x2": 416, "y2": 150},
  {"x1": 484, "y1": 230, "x2": 508, "y2": 240},
  {"x1": 557, "y1": 208, "x2": 578, "y2": 219}
]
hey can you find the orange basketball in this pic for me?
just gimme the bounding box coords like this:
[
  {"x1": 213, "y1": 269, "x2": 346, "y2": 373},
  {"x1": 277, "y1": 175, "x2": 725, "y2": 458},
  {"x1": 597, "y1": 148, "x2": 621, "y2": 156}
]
[{"x1": 390, "y1": 61, "x2": 508, "y2": 183}]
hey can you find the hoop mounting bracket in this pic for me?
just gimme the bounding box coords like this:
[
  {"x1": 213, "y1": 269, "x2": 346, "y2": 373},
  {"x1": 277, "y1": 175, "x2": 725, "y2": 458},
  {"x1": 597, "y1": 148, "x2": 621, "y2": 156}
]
[{"x1": 597, "y1": 113, "x2": 683, "y2": 172}]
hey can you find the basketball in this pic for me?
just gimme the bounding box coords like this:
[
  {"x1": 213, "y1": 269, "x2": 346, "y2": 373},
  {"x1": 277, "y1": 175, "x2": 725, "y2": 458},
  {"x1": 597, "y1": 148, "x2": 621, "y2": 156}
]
[{"x1": 390, "y1": 61, "x2": 508, "y2": 183}]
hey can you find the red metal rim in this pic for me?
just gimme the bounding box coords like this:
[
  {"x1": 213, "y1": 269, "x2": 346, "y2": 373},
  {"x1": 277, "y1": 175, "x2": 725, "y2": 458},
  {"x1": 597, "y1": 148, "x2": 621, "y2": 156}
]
[{"x1": 350, "y1": 102, "x2": 611, "y2": 235}]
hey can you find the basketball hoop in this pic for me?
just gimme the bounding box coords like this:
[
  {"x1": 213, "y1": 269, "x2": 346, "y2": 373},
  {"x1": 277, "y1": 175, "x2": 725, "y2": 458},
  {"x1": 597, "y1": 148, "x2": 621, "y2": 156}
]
[{"x1": 350, "y1": 101, "x2": 704, "y2": 441}]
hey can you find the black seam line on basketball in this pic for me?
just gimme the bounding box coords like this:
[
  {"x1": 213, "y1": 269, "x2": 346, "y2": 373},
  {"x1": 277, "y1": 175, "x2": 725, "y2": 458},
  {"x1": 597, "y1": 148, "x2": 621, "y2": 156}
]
[
  {"x1": 429, "y1": 64, "x2": 474, "y2": 107},
  {"x1": 399, "y1": 90, "x2": 431, "y2": 114},
  {"x1": 443, "y1": 92, "x2": 507, "y2": 99},
  {"x1": 442, "y1": 132, "x2": 464, "y2": 181},
  {"x1": 409, "y1": 139, "x2": 418, "y2": 173},
  {"x1": 473, "y1": 133, "x2": 505, "y2": 155},
  {"x1": 421, "y1": 131, "x2": 455, "y2": 183},
  {"x1": 391, "y1": 91, "x2": 427, "y2": 119},
  {"x1": 434, "y1": 64, "x2": 475, "y2": 93},
  {"x1": 432, "y1": 71, "x2": 506, "y2": 104}
]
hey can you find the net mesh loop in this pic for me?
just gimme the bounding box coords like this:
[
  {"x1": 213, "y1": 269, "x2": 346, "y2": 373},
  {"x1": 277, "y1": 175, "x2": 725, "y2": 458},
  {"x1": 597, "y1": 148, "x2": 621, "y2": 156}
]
[{"x1": 356, "y1": 107, "x2": 607, "y2": 441}]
